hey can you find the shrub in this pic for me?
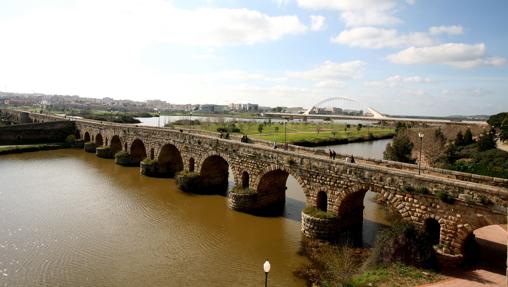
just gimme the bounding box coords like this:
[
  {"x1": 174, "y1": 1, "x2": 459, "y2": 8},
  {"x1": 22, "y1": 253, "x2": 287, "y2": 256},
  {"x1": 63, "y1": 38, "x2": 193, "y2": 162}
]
[
  {"x1": 141, "y1": 158, "x2": 157, "y2": 165},
  {"x1": 401, "y1": 185, "x2": 415, "y2": 193},
  {"x1": 65, "y1": 134, "x2": 76, "y2": 144},
  {"x1": 115, "y1": 150, "x2": 129, "y2": 158},
  {"x1": 415, "y1": 186, "x2": 429, "y2": 194},
  {"x1": 369, "y1": 222, "x2": 437, "y2": 269},
  {"x1": 230, "y1": 185, "x2": 256, "y2": 194},
  {"x1": 383, "y1": 134, "x2": 415, "y2": 163},
  {"x1": 436, "y1": 191, "x2": 455, "y2": 204},
  {"x1": 175, "y1": 171, "x2": 201, "y2": 192},
  {"x1": 479, "y1": 195, "x2": 493, "y2": 205},
  {"x1": 303, "y1": 206, "x2": 336, "y2": 219}
]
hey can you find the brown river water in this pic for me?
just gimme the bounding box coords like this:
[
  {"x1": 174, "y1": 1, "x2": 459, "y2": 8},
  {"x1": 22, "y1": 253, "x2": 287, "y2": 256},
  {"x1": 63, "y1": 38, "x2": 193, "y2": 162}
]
[{"x1": 0, "y1": 145, "x2": 391, "y2": 286}]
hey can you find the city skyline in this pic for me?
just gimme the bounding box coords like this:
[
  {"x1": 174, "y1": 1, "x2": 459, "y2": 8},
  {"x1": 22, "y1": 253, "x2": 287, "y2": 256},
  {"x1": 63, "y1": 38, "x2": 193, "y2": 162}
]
[{"x1": 0, "y1": 0, "x2": 507, "y2": 116}]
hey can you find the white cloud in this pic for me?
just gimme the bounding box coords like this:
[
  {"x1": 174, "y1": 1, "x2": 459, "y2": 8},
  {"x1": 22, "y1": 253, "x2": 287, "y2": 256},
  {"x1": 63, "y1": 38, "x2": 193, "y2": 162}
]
[
  {"x1": 297, "y1": 0, "x2": 400, "y2": 27},
  {"x1": 296, "y1": 0, "x2": 396, "y2": 11},
  {"x1": 310, "y1": 15, "x2": 327, "y2": 31},
  {"x1": 406, "y1": 0, "x2": 416, "y2": 5},
  {"x1": 340, "y1": 10, "x2": 401, "y2": 27},
  {"x1": 315, "y1": 80, "x2": 344, "y2": 88},
  {"x1": 387, "y1": 43, "x2": 506, "y2": 68},
  {"x1": 429, "y1": 25, "x2": 464, "y2": 36},
  {"x1": 365, "y1": 75, "x2": 432, "y2": 87},
  {"x1": 287, "y1": 60, "x2": 366, "y2": 81},
  {"x1": 331, "y1": 27, "x2": 434, "y2": 49}
]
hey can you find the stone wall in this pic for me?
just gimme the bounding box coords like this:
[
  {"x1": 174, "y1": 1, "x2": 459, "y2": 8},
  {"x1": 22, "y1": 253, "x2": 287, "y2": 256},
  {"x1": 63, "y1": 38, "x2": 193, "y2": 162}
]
[{"x1": 301, "y1": 211, "x2": 339, "y2": 240}]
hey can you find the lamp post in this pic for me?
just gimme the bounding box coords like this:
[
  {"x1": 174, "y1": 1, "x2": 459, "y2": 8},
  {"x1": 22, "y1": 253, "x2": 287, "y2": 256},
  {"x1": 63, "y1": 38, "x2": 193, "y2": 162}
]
[
  {"x1": 418, "y1": 132, "x2": 424, "y2": 175},
  {"x1": 263, "y1": 260, "x2": 271, "y2": 287},
  {"x1": 189, "y1": 111, "x2": 193, "y2": 130}
]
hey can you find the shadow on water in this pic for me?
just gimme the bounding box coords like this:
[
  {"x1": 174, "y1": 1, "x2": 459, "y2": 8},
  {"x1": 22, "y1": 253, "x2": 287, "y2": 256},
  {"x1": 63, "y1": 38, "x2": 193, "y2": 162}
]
[{"x1": 283, "y1": 197, "x2": 306, "y2": 221}]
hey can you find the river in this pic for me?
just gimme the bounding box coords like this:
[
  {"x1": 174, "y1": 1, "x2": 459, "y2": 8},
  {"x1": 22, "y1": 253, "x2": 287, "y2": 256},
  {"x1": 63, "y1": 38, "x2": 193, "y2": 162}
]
[{"x1": 0, "y1": 139, "x2": 392, "y2": 286}]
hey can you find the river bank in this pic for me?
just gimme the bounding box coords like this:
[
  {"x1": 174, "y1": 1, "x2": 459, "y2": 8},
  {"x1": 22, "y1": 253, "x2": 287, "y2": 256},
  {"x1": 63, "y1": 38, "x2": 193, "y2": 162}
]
[{"x1": 0, "y1": 143, "x2": 70, "y2": 155}]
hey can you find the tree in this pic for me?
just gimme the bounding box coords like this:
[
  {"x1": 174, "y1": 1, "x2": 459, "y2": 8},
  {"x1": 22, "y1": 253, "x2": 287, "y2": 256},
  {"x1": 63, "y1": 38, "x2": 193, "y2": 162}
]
[
  {"x1": 487, "y1": 112, "x2": 508, "y2": 128},
  {"x1": 357, "y1": 124, "x2": 362, "y2": 131},
  {"x1": 257, "y1": 124, "x2": 264, "y2": 134},
  {"x1": 422, "y1": 128, "x2": 447, "y2": 165},
  {"x1": 316, "y1": 125, "x2": 322, "y2": 134},
  {"x1": 395, "y1": 122, "x2": 408, "y2": 133},
  {"x1": 383, "y1": 134, "x2": 415, "y2": 163},
  {"x1": 274, "y1": 126, "x2": 279, "y2": 134},
  {"x1": 478, "y1": 128, "x2": 496, "y2": 151},
  {"x1": 454, "y1": 131, "x2": 464, "y2": 146},
  {"x1": 463, "y1": 128, "x2": 474, "y2": 145},
  {"x1": 500, "y1": 119, "x2": 508, "y2": 142}
]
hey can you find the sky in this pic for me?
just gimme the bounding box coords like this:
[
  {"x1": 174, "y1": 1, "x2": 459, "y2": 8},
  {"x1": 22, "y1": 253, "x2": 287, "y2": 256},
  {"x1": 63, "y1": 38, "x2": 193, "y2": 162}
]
[{"x1": 0, "y1": 0, "x2": 507, "y2": 116}]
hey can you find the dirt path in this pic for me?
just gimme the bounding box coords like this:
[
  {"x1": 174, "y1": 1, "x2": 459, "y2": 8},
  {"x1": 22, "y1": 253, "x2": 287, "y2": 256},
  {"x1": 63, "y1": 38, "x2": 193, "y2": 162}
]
[
  {"x1": 498, "y1": 140, "x2": 508, "y2": 153},
  {"x1": 420, "y1": 225, "x2": 507, "y2": 287}
]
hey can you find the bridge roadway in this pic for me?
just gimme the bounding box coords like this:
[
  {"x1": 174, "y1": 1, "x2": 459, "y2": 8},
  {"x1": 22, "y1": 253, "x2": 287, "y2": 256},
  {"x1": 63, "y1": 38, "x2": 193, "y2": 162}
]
[{"x1": 3, "y1": 109, "x2": 508, "y2": 268}]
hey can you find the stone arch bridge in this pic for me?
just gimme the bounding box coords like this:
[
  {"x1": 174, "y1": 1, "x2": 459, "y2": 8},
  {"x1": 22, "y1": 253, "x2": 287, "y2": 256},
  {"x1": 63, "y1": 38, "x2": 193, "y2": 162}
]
[{"x1": 3, "y1": 110, "x2": 508, "y2": 266}]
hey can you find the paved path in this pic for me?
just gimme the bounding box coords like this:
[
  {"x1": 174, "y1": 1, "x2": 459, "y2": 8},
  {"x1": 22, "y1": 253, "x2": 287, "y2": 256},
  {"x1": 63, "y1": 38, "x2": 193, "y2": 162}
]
[
  {"x1": 498, "y1": 140, "x2": 508, "y2": 153},
  {"x1": 420, "y1": 225, "x2": 507, "y2": 287}
]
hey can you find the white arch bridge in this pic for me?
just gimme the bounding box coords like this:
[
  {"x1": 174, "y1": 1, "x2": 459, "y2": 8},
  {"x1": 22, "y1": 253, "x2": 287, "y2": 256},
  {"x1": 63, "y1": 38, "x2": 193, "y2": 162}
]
[
  {"x1": 265, "y1": 96, "x2": 486, "y2": 126},
  {"x1": 303, "y1": 96, "x2": 385, "y2": 119}
]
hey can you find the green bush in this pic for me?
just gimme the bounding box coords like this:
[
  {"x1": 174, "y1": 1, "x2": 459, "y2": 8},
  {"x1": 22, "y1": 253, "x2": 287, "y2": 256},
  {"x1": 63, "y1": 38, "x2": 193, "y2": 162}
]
[
  {"x1": 369, "y1": 222, "x2": 437, "y2": 269},
  {"x1": 230, "y1": 185, "x2": 256, "y2": 194},
  {"x1": 479, "y1": 195, "x2": 493, "y2": 205},
  {"x1": 115, "y1": 150, "x2": 130, "y2": 158},
  {"x1": 65, "y1": 134, "x2": 76, "y2": 144},
  {"x1": 401, "y1": 185, "x2": 415, "y2": 193},
  {"x1": 175, "y1": 171, "x2": 201, "y2": 192},
  {"x1": 436, "y1": 191, "x2": 455, "y2": 204},
  {"x1": 415, "y1": 186, "x2": 429, "y2": 194},
  {"x1": 303, "y1": 206, "x2": 336, "y2": 219},
  {"x1": 141, "y1": 158, "x2": 157, "y2": 165}
]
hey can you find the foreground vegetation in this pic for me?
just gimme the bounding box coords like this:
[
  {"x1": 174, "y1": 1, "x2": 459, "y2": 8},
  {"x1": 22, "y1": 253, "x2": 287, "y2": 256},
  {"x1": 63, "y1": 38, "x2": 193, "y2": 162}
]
[
  {"x1": 168, "y1": 120, "x2": 395, "y2": 146},
  {"x1": 295, "y1": 218, "x2": 444, "y2": 287}
]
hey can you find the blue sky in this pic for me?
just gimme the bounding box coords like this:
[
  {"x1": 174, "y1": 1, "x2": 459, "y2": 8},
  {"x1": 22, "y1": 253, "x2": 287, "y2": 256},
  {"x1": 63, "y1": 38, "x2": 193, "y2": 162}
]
[{"x1": 0, "y1": 0, "x2": 507, "y2": 116}]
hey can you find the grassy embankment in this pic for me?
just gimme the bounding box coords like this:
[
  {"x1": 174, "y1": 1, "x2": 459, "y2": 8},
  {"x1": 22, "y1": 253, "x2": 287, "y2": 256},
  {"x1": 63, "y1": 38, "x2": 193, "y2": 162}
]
[
  {"x1": 0, "y1": 143, "x2": 68, "y2": 155},
  {"x1": 173, "y1": 121, "x2": 395, "y2": 146},
  {"x1": 295, "y1": 217, "x2": 445, "y2": 287}
]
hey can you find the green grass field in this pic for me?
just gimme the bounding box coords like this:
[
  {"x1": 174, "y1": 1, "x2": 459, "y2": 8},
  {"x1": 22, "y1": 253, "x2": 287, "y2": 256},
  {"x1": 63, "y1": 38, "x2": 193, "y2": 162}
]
[{"x1": 177, "y1": 121, "x2": 395, "y2": 144}]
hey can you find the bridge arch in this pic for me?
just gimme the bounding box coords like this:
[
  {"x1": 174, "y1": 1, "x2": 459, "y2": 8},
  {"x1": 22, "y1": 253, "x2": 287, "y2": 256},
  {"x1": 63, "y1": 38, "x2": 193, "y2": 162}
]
[
  {"x1": 158, "y1": 143, "x2": 184, "y2": 177},
  {"x1": 84, "y1": 132, "x2": 90, "y2": 142},
  {"x1": 241, "y1": 171, "x2": 249, "y2": 188},
  {"x1": 130, "y1": 138, "x2": 147, "y2": 164},
  {"x1": 95, "y1": 133, "x2": 104, "y2": 146},
  {"x1": 110, "y1": 135, "x2": 122, "y2": 156},
  {"x1": 424, "y1": 218, "x2": 441, "y2": 246},
  {"x1": 199, "y1": 154, "x2": 230, "y2": 194},
  {"x1": 253, "y1": 164, "x2": 309, "y2": 214},
  {"x1": 254, "y1": 164, "x2": 308, "y2": 197},
  {"x1": 317, "y1": 191, "x2": 328, "y2": 211}
]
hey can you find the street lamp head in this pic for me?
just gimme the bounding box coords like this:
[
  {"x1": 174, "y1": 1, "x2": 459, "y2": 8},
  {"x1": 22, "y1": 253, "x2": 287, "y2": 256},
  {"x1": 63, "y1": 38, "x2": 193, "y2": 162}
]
[
  {"x1": 263, "y1": 260, "x2": 271, "y2": 273},
  {"x1": 418, "y1": 132, "x2": 424, "y2": 139}
]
